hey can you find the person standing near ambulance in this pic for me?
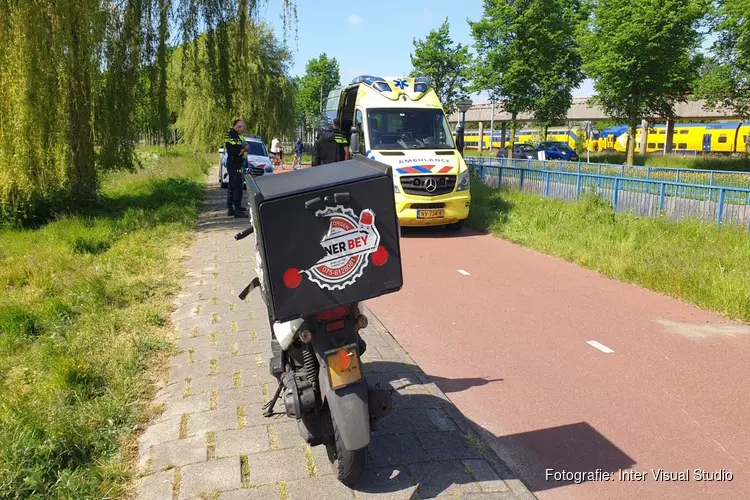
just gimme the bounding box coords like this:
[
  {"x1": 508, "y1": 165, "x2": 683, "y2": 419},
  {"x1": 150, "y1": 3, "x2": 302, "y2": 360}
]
[
  {"x1": 225, "y1": 119, "x2": 249, "y2": 217},
  {"x1": 311, "y1": 118, "x2": 350, "y2": 166}
]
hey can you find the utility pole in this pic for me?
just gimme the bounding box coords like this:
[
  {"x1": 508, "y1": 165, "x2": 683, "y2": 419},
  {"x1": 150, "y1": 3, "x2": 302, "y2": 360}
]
[{"x1": 320, "y1": 83, "x2": 323, "y2": 114}]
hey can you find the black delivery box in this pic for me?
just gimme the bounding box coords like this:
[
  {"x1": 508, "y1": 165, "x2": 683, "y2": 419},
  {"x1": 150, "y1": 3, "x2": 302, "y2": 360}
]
[{"x1": 248, "y1": 157, "x2": 403, "y2": 322}]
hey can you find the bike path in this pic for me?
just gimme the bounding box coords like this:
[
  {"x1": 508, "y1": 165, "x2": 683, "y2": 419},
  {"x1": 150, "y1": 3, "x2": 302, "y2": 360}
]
[{"x1": 368, "y1": 227, "x2": 750, "y2": 500}]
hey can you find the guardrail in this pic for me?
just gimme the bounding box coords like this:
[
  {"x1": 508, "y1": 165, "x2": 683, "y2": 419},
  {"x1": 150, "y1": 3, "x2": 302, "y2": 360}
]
[
  {"x1": 466, "y1": 157, "x2": 750, "y2": 190},
  {"x1": 469, "y1": 162, "x2": 750, "y2": 229}
]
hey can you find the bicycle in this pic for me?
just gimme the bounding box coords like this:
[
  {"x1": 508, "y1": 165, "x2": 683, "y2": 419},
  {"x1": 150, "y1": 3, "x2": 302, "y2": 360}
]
[{"x1": 270, "y1": 151, "x2": 284, "y2": 170}]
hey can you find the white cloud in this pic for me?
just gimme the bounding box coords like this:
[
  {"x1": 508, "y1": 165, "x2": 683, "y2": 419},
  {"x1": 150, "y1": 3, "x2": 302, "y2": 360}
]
[
  {"x1": 423, "y1": 9, "x2": 433, "y2": 20},
  {"x1": 348, "y1": 14, "x2": 363, "y2": 26}
]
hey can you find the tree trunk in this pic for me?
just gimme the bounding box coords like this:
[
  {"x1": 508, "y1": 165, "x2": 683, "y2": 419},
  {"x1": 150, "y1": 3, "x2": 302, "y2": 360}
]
[
  {"x1": 626, "y1": 120, "x2": 637, "y2": 165},
  {"x1": 542, "y1": 124, "x2": 548, "y2": 142},
  {"x1": 508, "y1": 114, "x2": 517, "y2": 159},
  {"x1": 66, "y1": 6, "x2": 97, "y2": 200}
]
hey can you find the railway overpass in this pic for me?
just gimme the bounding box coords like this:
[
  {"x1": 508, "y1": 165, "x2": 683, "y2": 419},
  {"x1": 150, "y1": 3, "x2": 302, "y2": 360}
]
[{"x1": 446, "y1": 97, "x2": 741, "y2": 125}]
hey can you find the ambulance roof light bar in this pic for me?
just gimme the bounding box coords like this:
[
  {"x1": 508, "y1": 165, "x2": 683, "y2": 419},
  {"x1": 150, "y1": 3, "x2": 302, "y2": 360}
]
[
  {"x1": 351, "y1": 74, "x2": 392, "y2": 93},
  {"x1": 350, "y1": 75, "x2": 382, "y2": 85},
  {"x1": 413, "y1": 76, "x2": 432, "y2": 94},
  {"x1": 372, "y1": 81, "x2": 392, "y2": 92}
]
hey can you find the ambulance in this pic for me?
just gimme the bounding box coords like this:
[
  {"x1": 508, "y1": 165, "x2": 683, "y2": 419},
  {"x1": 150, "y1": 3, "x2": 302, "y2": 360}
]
[{"x1": 325, "y1": 75, "x2": 470, "y2": 230}]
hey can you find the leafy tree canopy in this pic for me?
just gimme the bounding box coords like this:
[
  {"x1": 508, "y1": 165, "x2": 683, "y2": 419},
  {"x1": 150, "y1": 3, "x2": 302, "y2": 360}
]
[
  {"x1": 0, "y1": 0, "x2": 297, "y2": 225},
  {"x1": 695, "y1": 0, "x2": 750, "y2": 125},
  {"x1": 294, "y1": 54, "x2": 341, "y2": 129},
  {"x1": 579, "y1": 0, "x2": 708, "y2": 163},
  {"x1": 470, "y1": 0, "x2": 586, "y2": 155},
  {"x1": 409, "y1": 18, "x2": 472, "y2": 115}
]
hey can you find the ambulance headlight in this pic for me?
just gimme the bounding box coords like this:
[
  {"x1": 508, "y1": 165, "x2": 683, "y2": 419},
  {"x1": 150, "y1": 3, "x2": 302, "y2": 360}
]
[{"x1": 457, "y1": 170, "x2": 470, "y2": 191}]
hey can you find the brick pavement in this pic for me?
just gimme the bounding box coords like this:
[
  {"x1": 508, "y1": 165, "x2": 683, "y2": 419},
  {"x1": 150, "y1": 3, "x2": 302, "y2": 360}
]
[{"x1": 136, "y1": 169, "x2": 536, "y2": 500}]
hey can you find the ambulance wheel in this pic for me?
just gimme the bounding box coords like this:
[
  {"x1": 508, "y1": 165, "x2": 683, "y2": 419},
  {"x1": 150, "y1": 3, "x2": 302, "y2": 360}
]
[
  {"x1": 326, "y1": 414, "x2": 365, "y2": 486},
  {"x1": 446, "y1": 220, "x2": 464, "y2": 231}
]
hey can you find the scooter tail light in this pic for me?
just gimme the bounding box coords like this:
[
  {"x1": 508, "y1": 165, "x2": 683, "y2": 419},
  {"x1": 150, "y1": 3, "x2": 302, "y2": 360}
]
[
  {"x1": 315, "y1": 306, "x2": 350, "y2": 322},
  {"x1": 325, "y1": 320, "x2": 346, "y2": 333}
]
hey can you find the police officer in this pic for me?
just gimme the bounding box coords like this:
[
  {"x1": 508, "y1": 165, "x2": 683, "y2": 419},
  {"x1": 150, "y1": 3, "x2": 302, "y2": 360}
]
[
  {"x1": 311, "y1": 118, "x2": 350, "y2": 166},
  {"x1": 225, "y1": 119, "x2": 249, "y2": 217}
]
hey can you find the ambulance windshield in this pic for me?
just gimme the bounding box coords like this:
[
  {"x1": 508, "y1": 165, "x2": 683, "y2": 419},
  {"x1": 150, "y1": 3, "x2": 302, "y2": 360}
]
[{"x1": 366, "y1": 109, "x2": 456, "y2": 150}]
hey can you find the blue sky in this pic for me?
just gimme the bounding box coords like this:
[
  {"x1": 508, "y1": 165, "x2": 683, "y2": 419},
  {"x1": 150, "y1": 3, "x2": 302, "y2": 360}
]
[{"x1": 260, "y1": 0, "x2": 598, "y2": 103}]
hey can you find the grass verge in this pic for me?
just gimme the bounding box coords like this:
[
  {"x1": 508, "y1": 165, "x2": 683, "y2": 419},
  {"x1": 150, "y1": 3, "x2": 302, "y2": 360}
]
[
  {"x1": 467, "y1": 178, "x2": 750, "y2": 323},
  {"x1": 0, "y1": 151, "x2": 209, "y2": 497}
]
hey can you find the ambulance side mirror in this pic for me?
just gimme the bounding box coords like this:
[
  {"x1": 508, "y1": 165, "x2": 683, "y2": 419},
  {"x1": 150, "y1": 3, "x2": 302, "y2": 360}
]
[{"x1": 350, "y1": 127, "x2": 360, "y2": 156}]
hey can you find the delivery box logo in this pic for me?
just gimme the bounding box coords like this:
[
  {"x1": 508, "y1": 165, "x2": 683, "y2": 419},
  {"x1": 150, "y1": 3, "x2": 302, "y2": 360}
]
[{"x1": 282, "y1": 206, "x2": 389, "y2": 291}]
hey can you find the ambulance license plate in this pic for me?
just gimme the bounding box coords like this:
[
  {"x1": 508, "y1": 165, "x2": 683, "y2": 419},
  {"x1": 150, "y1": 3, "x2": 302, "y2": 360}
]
[
  {"x1": 326, "y1": 344, "x2": 362, "y2": 389},
  {"x1": 417, "y1": 209, "x2": 444, "y2": 219}
]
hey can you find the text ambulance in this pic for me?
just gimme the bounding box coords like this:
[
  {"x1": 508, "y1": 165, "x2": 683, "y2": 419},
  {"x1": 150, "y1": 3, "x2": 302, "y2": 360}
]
[{"x1": 325, "y1": 75, "x2": 470, "y2": 230}]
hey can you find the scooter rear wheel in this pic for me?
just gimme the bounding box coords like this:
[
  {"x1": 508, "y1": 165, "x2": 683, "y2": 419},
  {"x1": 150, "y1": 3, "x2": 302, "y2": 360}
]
[{"x1": 326, "y1": 413, "x2": 366, "y2": 486}]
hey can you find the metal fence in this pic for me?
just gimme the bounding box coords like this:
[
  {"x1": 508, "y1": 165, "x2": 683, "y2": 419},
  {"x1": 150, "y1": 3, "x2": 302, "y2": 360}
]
[
  {"x1": 466, "y1": 157, "x2": 750, "y2": 190},
  {"x1": 469, "y1": 161, "x2": 750, "y2": 229}
]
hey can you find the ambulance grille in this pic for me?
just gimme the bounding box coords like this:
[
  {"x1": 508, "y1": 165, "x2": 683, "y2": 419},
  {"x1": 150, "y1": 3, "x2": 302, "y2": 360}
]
[
  {"x1": 411, "y1": 203, "x2": 445, "y2": 209},
  {"x1": 400, "y1": 175, "x2": 456, "y2": 196}
]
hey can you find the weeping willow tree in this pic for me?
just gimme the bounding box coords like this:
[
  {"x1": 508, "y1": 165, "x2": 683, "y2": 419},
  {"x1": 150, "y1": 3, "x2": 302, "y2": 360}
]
[
  {"x1": 0, "y1": 0, "x2": 297, "y2": 225},
  {"x1": 0, "y1": 0, "x2": 104, "y2": 220},
  {"x1": 172, "y1": 12, "x2": 296, "y2": 151}
]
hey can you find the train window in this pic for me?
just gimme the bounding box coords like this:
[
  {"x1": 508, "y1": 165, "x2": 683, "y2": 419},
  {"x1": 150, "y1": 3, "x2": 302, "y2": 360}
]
[
  {"x1": 679, "y1": 130, "x2": 688, "y2": 134},
  {"x1": 648, "y1": 143, "x2": 655, "y2": 148},
  {"x1": 678, "y1": 143, "x2": 687, "y2": 149},
  {"x1": 718, "y1": 134, "x2": 727, "y2": 143},
  {"x1": 744, "y1": 135, "x2": 749, "y2": 144},
  {"x1": 657, "y1": 143, "x2": 664, "y2": 148},
  {"x1": 658, "y1": 130, "x2": 665, "y2": 134}
]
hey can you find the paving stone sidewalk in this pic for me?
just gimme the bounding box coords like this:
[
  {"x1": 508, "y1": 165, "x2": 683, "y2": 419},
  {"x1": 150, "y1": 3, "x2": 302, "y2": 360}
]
[{"x1": 136, "y1": 169, "x2": 536, "y2": 500}]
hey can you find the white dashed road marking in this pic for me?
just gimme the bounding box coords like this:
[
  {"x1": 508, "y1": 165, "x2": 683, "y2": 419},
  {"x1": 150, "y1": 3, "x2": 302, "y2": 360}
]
[
  {"x1": 586, "y1": 341, "x2": 615, "y2": 354},
  {"x1": 457, "y1": 269, "x2": 471, "y2": 276}
]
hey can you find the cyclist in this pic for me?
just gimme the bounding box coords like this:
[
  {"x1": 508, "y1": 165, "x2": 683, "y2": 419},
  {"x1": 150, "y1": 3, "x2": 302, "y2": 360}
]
[{"x1": 270, "y1": 136, "x2": 283, "y2": 169}]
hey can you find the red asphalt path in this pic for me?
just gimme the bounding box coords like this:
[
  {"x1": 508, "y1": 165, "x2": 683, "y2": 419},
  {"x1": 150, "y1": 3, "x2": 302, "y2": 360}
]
[{"x1": 367, "y1": 228, "x2": 750, "y2": 500}]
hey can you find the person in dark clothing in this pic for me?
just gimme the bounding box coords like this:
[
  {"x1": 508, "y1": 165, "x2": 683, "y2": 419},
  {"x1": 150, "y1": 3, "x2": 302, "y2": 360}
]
[
  {"x1": 293, "y1": 138, "x2": 303, "y2": 169},
  {"x1": 311, "y1": 118, "x2": 350, "y2": 166},
  {"x1": 225, "y1": 119, "x2": 249, "y2": 217}
]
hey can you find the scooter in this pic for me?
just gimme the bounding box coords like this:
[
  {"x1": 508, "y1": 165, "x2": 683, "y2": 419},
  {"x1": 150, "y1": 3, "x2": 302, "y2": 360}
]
[{"x1": 234, "y1": 226, "x2": 393, "y2": 486}]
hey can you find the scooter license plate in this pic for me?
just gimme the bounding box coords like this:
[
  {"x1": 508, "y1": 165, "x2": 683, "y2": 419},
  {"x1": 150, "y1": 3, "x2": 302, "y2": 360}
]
[{"x1": 325, "y1": 344, "x2": 362, "y2": 389}]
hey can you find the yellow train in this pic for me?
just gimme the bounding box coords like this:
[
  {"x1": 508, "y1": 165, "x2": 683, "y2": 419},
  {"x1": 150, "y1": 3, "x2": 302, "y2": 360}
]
[
  {"x1": 462, "y1": 127, "x2": 597, "y2": 151},
  {"x1": 461, "y1": 122, "x2": 750, "y2": 154},
  {"x1": 612, "y1": 122, "x2": 750, "y2": 154}
]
